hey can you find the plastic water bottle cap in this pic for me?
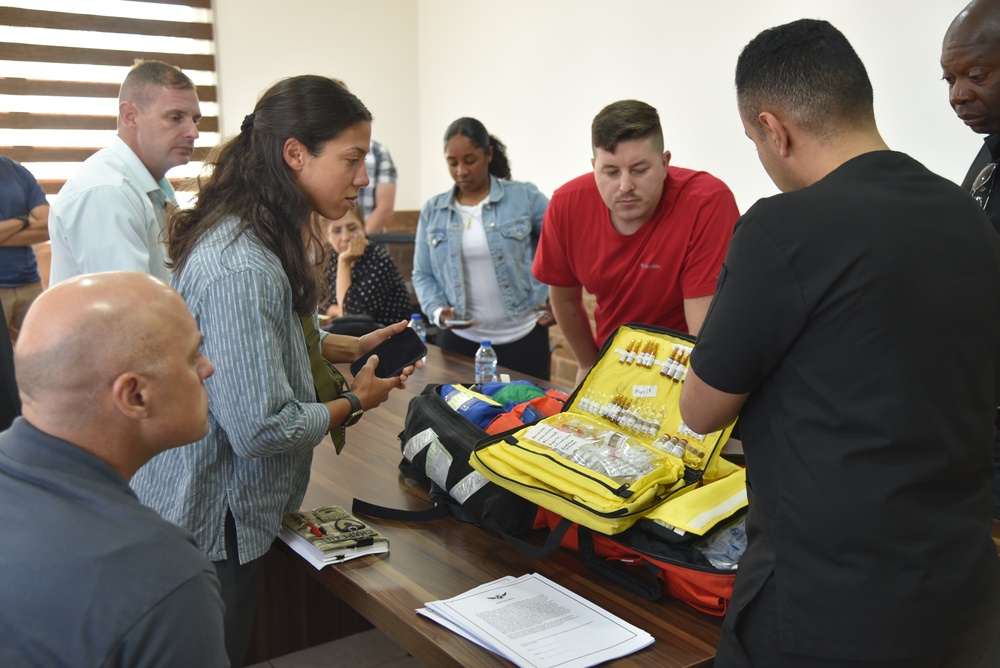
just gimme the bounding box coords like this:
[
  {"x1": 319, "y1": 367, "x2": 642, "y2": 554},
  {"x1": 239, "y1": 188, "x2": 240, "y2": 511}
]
[
  {"x1": 411, "y1": 313, "x2": 421, "y2": 320},
  {"x1": 481, "y1": 340, "x2": 491, "y2": 346}
]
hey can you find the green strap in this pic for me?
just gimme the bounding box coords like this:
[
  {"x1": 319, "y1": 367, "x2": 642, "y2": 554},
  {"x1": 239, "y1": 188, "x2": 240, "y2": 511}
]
[{"x1": 301, "y1": 313, "x2": 347, "y2": 454}]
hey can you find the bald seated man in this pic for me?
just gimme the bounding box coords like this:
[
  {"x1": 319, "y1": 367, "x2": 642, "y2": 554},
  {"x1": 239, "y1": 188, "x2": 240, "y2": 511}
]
[{"x1": 0, "y1": 272, "x2": 227, "y2": 667}]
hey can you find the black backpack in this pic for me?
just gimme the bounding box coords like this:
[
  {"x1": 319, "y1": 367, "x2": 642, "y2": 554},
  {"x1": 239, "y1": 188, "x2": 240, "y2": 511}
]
[{"x1": 353, "y1": 384, "x2": 538, "y2": 536}]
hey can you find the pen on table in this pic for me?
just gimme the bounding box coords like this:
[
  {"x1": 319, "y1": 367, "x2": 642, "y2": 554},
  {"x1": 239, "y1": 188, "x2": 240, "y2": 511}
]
[{"x1": 305, "y1": 520, "x2": 325, "y2": 537}]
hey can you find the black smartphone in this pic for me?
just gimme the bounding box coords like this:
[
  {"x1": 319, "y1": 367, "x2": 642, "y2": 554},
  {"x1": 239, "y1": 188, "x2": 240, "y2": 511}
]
[{"x1": 349, "y1": 327, "x2": 427, "y2": 378}]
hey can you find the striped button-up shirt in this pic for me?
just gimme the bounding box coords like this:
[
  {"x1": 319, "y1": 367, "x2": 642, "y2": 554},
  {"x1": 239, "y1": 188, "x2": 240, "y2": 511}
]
[
  {"x1": 358, "y1": 140, "x2": 397, "y2": 220},
  {"x1": 132, "y1": 216, "x2": 330, "y2": 563}
]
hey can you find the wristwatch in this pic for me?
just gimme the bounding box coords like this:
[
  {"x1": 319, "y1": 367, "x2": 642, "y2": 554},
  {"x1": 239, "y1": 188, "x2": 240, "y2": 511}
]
[
  {"x1": 16, "y1": 215, "x2": 29, "y2": 231},
  {"x1": 342, "y1": 392, "x2": 364, "y2": 426}
]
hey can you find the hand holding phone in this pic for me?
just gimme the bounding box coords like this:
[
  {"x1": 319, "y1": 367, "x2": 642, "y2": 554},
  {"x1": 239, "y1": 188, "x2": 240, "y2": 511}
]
[
  {"x1": 439, "y1": 306, "x2": 476, "y2": 330},
  {"x1": 349, "y1": 326, "x2": 427, "y2": 378}
]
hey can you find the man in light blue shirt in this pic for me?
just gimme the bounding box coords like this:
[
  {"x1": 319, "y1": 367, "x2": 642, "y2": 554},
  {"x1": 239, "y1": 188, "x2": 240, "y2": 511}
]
[{"x1": 49, "y1": 59, "x2": 201, "y2": 284}]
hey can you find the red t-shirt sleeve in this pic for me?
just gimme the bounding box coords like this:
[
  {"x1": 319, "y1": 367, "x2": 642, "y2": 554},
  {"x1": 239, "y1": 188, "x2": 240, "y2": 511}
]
[
  {"x1": 532, "y1": 192, "x2": 581, "y2": 288},
  {"x1": 679, "y1": 179, "x2": 740, "y2": 299}
]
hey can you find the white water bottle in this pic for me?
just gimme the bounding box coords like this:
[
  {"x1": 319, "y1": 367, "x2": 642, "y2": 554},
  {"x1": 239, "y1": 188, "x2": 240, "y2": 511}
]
[
  {"x1": 408, "y1": 313, "x2": 426, "y2": 343},
  {"x1": 474, "y1": 340, "x2": 497, "y2": 386}
]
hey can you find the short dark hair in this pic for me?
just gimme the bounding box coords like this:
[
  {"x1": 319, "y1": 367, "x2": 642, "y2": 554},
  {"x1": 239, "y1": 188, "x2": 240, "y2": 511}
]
[
  {"x1": 735, "y1": 19, "x2": 875, "y2": 138},
  {"x1": 120, "y1": 59, "x2": 194, "y2": 109},
  {"x1": 591, "y1": 100, "x2": 664, "y2": 154},
  {"x1": 443, "y1": 117, "x2": 512, "y2": 180}
]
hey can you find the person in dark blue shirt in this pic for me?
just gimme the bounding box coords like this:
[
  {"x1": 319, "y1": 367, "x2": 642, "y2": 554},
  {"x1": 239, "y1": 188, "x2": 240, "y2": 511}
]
[{"x1": 0, "y1": 154, "x2": 48, "y2": 346}]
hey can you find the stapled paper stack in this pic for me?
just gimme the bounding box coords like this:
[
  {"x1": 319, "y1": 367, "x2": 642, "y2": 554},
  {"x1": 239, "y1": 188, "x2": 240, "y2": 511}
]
[
  {"x1": 418, "y1": 573, "x2": 654, "y2": 668},
  {"x1": 279, "y1": 505, "x2": 388, "y2": 569}
]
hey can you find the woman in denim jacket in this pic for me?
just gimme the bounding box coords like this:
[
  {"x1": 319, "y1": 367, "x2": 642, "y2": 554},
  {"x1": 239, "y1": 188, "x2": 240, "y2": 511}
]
[{"x1": 413, "y1": 117, "x2": 553, "y2": 379}]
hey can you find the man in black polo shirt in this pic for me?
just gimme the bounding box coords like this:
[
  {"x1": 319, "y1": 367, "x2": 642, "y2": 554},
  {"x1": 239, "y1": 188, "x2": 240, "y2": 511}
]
[
  {"x1": 680, "y1": 19, "x2": 1000, "y2": 667},
  {"x1": 941, "y1": 0, "x2": 1000, "y2": 523}
]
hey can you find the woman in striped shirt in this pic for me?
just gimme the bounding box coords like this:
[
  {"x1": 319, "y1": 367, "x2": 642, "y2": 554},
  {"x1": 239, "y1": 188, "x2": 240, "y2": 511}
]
[{"x1": 131, "y1": 75, "x2": 418, "y2": 667}]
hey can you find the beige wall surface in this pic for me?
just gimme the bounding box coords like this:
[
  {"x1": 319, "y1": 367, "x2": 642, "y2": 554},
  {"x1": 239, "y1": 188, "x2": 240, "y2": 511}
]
[
  {"x1": 415, "y1": 0, "x2": 978, "y2": 212},
  {"x1": 215, "y1": 0, "x2": 978, "y2": 214},
  {"x1": 212, "y1": 0, "x2": 421, "y2": 212}
]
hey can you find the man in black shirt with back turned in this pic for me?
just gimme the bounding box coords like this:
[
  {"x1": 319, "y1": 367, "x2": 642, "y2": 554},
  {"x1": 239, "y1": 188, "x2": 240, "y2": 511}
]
[
  {"x1": 942, "y1": 0, "x2": 1000, "y2": 524},
  {"x1": 681, "y1": 19, "x2": 1000, "y2": 667}
]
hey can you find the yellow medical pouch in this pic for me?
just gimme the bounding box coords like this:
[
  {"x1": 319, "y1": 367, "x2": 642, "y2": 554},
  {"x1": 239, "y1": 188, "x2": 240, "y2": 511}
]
[{"x1": 471, "y1": 323, "x2": 743, "y2": 536}]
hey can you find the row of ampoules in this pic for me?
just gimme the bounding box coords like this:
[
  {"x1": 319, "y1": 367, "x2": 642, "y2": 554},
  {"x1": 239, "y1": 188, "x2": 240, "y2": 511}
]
[
  {"x1": 618, "y1": 339, "x2": 660, "y2": 368},
  {"x1": 651, "y1": 432, "x2": 707, "y2": 470},
  {"x1": 576, "y1": 392, "x2": 662, "y2": 437},
  {"x1": 616, "y1": 340, "x2": 694, "y2": 382},
  {"x1": 660, "y1": 345, "x2": 693, "y2": 381},
  {"x1": 574, "y1": 395, "x2": 710, "y2": 473}
]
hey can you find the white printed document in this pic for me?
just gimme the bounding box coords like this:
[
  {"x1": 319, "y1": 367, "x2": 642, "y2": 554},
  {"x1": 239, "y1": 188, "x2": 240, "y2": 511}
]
[{"x1": 418, "y1": 573, "x2": 654, "y2": 668}]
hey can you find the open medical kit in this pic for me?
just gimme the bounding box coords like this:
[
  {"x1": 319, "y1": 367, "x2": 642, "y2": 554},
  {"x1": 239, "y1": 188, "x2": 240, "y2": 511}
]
[
  {"x1": 469, "y1": 323, "x2": 748, "y2": 613},
  {"x1": 353, "y1": 381, "x2": 567, "y2": 536}
]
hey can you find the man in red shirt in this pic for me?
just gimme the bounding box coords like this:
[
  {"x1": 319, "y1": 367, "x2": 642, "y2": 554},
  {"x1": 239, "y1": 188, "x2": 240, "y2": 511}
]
[{"x1": 533, "y1": 100, "x2": 739, "y2": 384}]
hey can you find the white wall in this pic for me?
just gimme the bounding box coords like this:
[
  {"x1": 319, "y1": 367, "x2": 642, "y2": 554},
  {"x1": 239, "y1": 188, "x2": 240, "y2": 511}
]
[
  {"x1": 211, "y1": 0, "x2": 422, "y2": 211},
  {"x1": 416, "y1": 0, "x2": 978, "y2": 212},
  {"x1": 215, "y1": 0, "x2": 979, "y2": 214}
]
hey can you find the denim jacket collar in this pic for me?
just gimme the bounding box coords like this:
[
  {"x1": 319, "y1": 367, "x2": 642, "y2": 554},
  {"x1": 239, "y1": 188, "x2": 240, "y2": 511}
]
[{"x1": 433, "y1": 175, "x2": 505, "y2": 210}]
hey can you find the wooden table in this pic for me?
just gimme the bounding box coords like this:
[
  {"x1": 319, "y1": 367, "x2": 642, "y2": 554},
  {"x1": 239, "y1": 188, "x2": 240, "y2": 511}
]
[{"x1": 248, "y1": 344, "x2": 722, "y2": 667}]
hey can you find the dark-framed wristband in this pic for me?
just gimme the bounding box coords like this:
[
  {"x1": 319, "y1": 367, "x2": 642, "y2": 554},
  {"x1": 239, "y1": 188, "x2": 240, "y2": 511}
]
[{"x1": 342, "y1": 391, "x2": 364, "y2": 426}]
